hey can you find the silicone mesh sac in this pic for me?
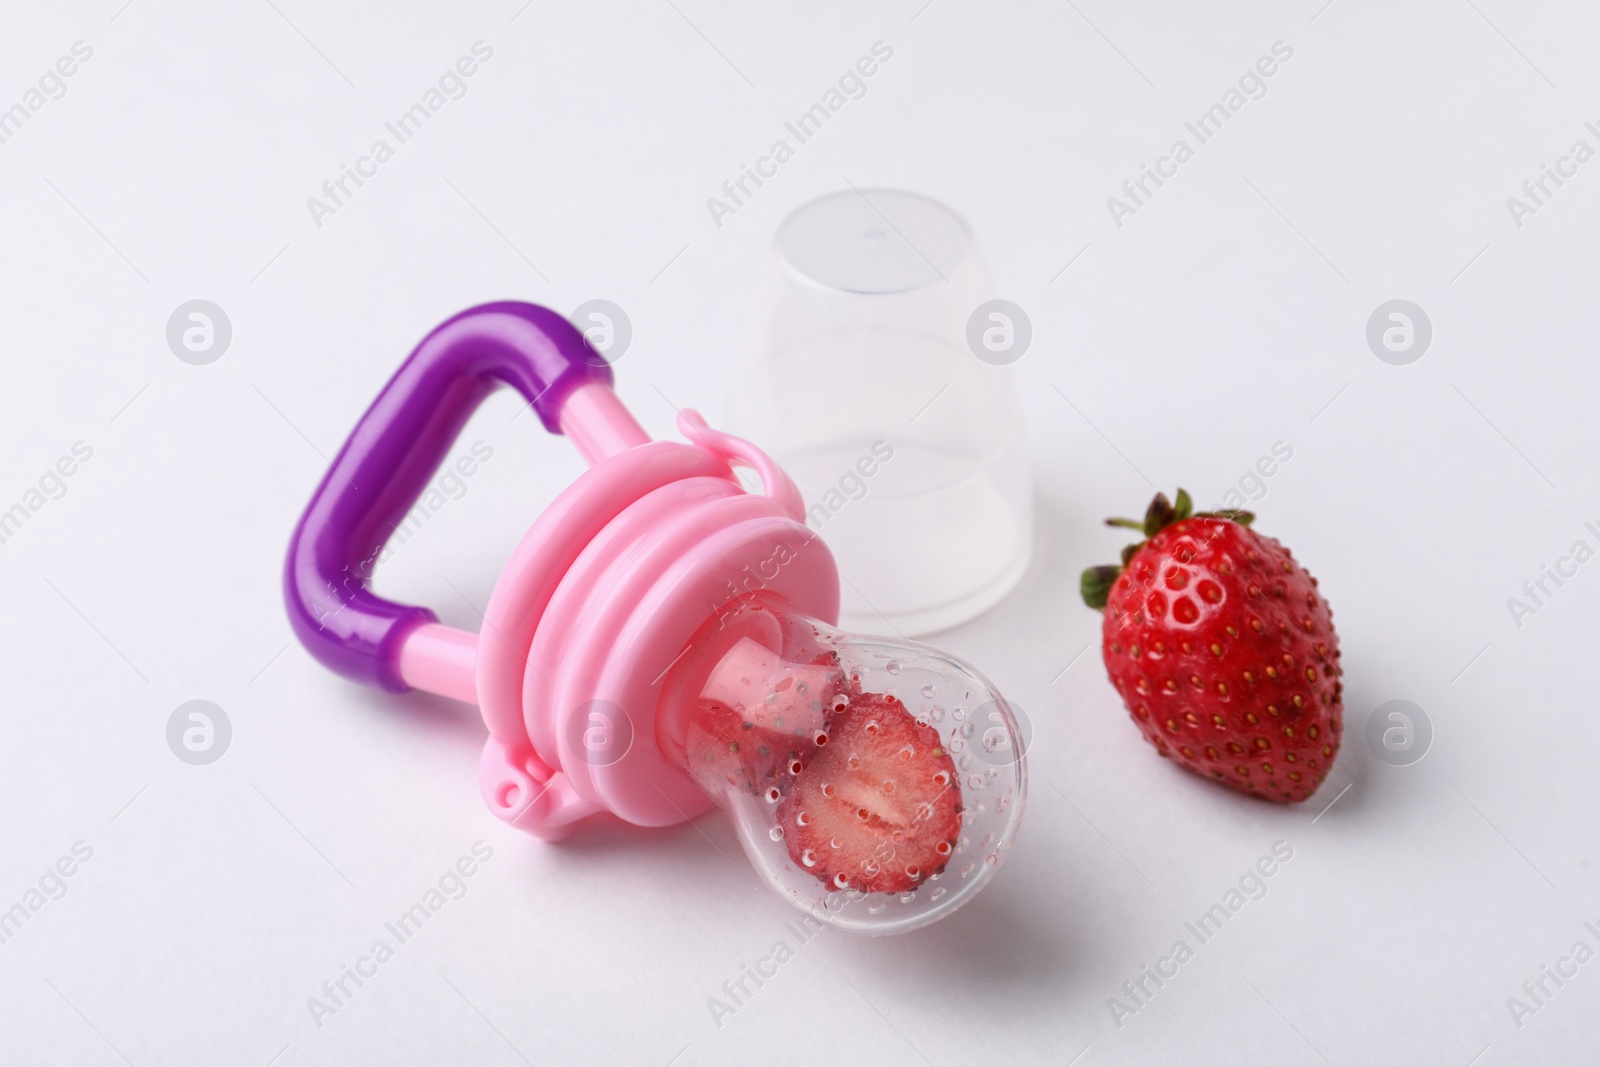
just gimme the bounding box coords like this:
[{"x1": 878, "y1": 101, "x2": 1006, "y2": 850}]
[{"x1": 657, "y1": 593, "x2": 1027, "y2": 934}]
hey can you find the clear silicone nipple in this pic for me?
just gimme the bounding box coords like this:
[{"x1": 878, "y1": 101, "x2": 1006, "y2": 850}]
[{"x1": 657, "y1": 593, "x2": 1027, "y2": 934}]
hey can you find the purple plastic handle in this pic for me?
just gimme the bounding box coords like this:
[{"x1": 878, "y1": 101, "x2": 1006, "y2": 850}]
[{"x1": 284, "y1": 301, "x2": 612, "y2": 693}]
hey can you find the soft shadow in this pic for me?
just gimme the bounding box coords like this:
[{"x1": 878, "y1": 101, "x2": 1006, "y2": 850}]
[
  {"x1": 556, "y1": 814, "x2": 695, "y2": 856},
  {"x1": 1292, "y1": 675, "x2": 1391, "y2": 828},
  {"x1": 873, "y1": 876, "x2": 1073, "y2": 989},
  {"x1": 346, "y1": 681, "x2": 486, "y2": 746}
]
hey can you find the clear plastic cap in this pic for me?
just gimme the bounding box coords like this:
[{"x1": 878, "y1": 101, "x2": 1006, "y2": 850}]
[
  {"x1": 730, "y1": 189, "x2": 1034, "y2": 636},
  {"x1": 657, "y1": 593, "x2": 1027, "y2": 935}
]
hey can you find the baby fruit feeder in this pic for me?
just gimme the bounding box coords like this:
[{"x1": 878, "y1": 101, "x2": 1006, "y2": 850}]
[{"x1": 285, "y1": 302, "x2": 1027, "y2": 934}]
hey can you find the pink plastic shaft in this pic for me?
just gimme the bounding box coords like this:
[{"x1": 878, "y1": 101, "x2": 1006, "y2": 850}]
[
  {"x1": 398, "y1": 623, "x2": 479, "y2": 704},
  {"x1": 560, "y1": 383, "x2": 651, "y2": 466}
]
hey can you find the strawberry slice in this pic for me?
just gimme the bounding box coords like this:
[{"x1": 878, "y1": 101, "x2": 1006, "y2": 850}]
[
  {"x1": 776, "y1": 692, "x2": 962, "y2": 894},
  {"x1": 683, "y1": 699, "x2": 806, "y2": 798},
  {"x1": 680, "y1": 649, "x2": 846, "y2": 799}
]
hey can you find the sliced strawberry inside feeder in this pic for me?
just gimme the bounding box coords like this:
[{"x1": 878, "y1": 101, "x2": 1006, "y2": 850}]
[
  {"x1": 682, "y1": 698, "x2": 806, "y2": 797},
  {"x1": 701, "y1": 637, "x2": 838, "y2": 737},
  {"x1": 777, "y1": 692, "x2": 962, "y2": 895},
  {"x1": 655, "y1": 595, "x2": 1011, "y2": 924}
]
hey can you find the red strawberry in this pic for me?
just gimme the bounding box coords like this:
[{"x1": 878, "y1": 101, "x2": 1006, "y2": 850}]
[
  {"x1": 777, "y1": 692, "x2": 962, "y2": 894},
  {"x1": 682, "y1": 698, "x2": 805, "y2": 798},
  {"x1": 1081, "y1": 490, "x2": 1343, "y2": 803},
  {"x1": 673, "y1": 640, "x2": 844, "y2": 800}
]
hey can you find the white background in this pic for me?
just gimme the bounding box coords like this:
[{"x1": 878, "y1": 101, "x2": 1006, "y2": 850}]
[{"x1": 2, "y1": 1, "x2": 1598, "y2": 1064}]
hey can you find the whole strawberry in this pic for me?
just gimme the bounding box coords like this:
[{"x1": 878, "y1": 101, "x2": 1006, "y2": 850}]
[{"x1": 1081, "y1": 490, "x2": 1342, "y2": 803}]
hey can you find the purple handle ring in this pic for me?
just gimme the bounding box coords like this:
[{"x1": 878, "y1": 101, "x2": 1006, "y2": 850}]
[{"x1": 283, "y1": 301, "x2": 611, "y2": 693}]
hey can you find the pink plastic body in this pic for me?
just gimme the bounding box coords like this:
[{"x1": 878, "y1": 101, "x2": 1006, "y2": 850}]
[{"x1": 395, "y1": 384, "x2": 839, "y2": 840}]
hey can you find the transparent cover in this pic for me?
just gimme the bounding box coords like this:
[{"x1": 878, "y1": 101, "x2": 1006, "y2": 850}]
[
  {"x1": 729, "y1": 189, "x2": 1034, "y2": 636},
  {"x1": 657, "y1": 593, "x2": 1027, "y2": 935}
]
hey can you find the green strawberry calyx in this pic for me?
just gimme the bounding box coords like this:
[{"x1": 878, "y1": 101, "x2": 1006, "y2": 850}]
[{"x1": 1079, "y1": 488, "x2": 1255, "y2": 611}]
